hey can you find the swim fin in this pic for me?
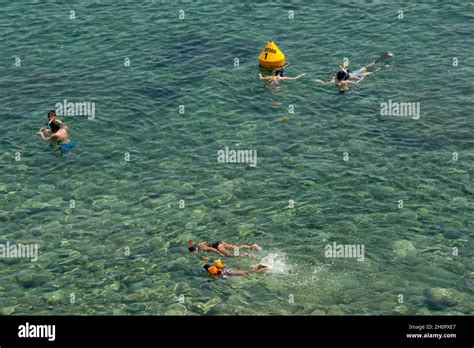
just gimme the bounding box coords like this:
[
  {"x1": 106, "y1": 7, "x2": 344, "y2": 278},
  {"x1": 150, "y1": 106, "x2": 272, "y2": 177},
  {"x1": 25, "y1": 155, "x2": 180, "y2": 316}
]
[{"x1": 375, "y1": 51, "x2": 394, "y2": 63}]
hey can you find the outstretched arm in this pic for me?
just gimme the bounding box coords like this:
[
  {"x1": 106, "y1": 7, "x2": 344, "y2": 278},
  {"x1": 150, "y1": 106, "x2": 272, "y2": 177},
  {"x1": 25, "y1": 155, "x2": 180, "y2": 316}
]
[
  {"x1": 361, "y1": 56, "x2": 387, "y2": 70},
  {"x1": 283, "y1": 73, "x2": 305, "y2": 80},
  {"x1": 314, "y1": 76, "x2": 335, "y2": 85},
  {"x1": 360, "y1": 61, "x2": 376, "y2": 70},
  {"x1": 349, "y1": 77, "x2": 365, "y2": 84},
  {"x1": 367, "y1": 67, "x2": 382, "y2": 75}
]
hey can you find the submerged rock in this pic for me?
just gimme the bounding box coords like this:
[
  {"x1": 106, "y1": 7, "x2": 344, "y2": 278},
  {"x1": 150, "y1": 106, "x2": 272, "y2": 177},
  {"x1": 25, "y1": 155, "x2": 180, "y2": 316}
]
[
  {"x1": 2, "y1": 305, "x2": 16, "y2": 315},
  {"x1": 372, "y1": 280, "x2": 393, "y2": 292},
  {"x1": 310, "y1": 309, "x2": 326, "y2": 315},
  {"x1": 42, "y1": 290, "x2": 65, "y2": 303},
  {"x1": 443, "y1": 229, "x2": 463, "y2": 240},
  {"x1": 16, "y1": 270, "x2": 50, "y2": 288},
  {"x1": 326, "y1": 307, "x2": 345, "y2": 315},
  {"x1": 122, "y1": 291, "x2": 148, "y2": 303},
  {"x1": 173, "y1": 282, "x2": 191, "y2": 296},
  {"x1": 416, "y1": 307, "x2": 432, "y2": 315},
  {"x1": 191, "y1": 209, "x2": 208, "y2": 223},
  {"x1": 0, "y1": 212, "x2": 9, "y2": 222},
  {"x1": 392, "y1": 305, "x2": 408, "y2": 315},
  {"x1": 334, "y1": 291, "x2": 353, "y2": 304},
  {"x1": 38, "y1": 184, "x2": 56, "y2": 192},
  {"x1": 227, "y1": 295, "x2": 249, "y2": 307},
  {"x1": 112, "y1": 308, "x2": 128, "y2": 315},
  {"x1": 237, "y1": 223, "x2": 255, "y2": 237},
  {"x1": 424, "y1": 288, "x2": 462, "y2": 310},
  {"x1": 444, "y1": 261, "x2": 466, "y2": 275},
  {"x1": 393, "y1": 240, "x2": 416, "y2": 258},
  {"x1": 450, "y1": 197, "x2": 468, "y2": 207},
  {"x1": 194, "y1": 297, "x2": 221, "y2": 314},
  {"x1": 105, "y1": 282, "x2": 121, "y2": 292},
  {"x1": 164, "y1": 303, "x2": 187, "y2": 315}
]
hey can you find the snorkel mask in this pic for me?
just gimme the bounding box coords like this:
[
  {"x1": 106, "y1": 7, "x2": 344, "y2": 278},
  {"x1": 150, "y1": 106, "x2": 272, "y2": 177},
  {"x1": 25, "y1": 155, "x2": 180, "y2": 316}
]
[
  {"x1": 336, "y1": 69, "x2": 349, "y2": 81},
  {"x1": 275, "y1": 68, "x2": 284, "y2": 77}
]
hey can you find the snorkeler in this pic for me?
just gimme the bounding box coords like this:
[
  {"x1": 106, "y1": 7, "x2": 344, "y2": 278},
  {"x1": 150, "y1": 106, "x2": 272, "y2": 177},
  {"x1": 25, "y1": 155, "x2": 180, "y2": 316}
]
[
  {"x1": 37, "y1": 120, "x2": 76, "y2": 154},
  {"x1": 259, "y1": 67, "x2": 305, "y2": 83},
  {"x1": 202, "y1": 258, "x2": 268, "y2": 277},
  {"x1": 188, "y1": 240, "x2": 262, "y2": 257},
  {"x1": 315, "y1": 51, "x2": 394, "y2": 92}
]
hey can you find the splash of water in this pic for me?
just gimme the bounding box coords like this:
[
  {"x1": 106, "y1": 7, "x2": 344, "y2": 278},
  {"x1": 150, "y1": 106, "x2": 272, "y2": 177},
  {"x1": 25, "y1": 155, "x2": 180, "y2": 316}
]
[{"x1": 259, "y1": 251, "x2": 291, "y2": 274}]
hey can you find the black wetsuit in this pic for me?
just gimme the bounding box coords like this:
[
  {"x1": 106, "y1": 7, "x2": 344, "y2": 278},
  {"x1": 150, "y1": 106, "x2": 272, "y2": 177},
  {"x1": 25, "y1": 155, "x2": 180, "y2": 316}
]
[{"x1": 207, "y1": 241, "x2": 223, "y2": 249}]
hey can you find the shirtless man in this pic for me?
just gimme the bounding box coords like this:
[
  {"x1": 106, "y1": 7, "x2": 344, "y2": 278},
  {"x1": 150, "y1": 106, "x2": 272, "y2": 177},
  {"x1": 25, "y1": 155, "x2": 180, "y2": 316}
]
[{"x1": 37, "y1": 120, "x2": 76, "y2": 154}]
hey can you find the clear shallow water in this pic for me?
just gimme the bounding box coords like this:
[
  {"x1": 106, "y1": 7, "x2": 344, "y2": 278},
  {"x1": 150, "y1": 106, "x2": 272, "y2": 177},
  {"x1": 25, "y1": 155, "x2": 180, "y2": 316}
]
[{"x1": 0, "y1": 1, "x2": 472, "y2": 315}]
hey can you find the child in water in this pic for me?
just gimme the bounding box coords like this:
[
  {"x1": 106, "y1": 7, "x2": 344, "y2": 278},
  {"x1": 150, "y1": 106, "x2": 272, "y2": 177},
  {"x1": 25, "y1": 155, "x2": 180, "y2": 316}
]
[
  {"x1": 46, "y1": 110, "x2": 65, "y2": 128},
  {"x1": 202, "y1": 258, "x2": 268, "y2": 277}
]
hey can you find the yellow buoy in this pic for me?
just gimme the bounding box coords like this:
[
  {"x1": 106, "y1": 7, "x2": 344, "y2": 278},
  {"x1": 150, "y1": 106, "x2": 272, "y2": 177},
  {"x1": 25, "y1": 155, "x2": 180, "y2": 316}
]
[{"x1": 258, "y1": 41, "x2": 285, "y2": 69}]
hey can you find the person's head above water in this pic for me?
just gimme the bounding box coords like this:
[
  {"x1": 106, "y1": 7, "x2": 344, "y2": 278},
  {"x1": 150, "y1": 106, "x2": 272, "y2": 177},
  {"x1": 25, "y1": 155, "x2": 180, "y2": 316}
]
[
  {"x1": 188, "y1": 239, "x2": 197, "y2": 253},
  {"x1": 275, "y1": 68, "x2": 284, "y2": 77},
  {"x1": 336, "y1": 69, "x2": 349, "y2": 82},
  {"x1": 49, "y1": 120, "x2": 61, "y2": 133},
  {"x1": 48, "y1": 110, "x2": 57, "y2": 120}
]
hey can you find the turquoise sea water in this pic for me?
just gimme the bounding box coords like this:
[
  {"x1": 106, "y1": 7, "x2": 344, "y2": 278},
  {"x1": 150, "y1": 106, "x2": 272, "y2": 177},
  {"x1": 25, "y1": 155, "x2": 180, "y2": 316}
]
[{"x1": 0, "y1": 1, "x2": 473, "y2": 315}]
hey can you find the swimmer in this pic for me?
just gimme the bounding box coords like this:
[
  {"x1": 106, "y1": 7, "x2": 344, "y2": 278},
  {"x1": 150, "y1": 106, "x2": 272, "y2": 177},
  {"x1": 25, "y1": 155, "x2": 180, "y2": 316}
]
[
  {"x1": 37, "y1": 120, "x2": 76, "y2": 154},
  {"x1": 188, "y1": 239, "x2": 262, "y2": 257},
  {"x1": 315, "y1": 64, "x2": 379, "y2": 92},
  {"x1": 315, "y1": 51, "x2": 394, "y2": 92},
  {"x1": 202, "y1": 260, "x2": 268, "y2": 277},
  {"x1": 259, "y1": 68, "x2": 305, "y2": 84}
]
